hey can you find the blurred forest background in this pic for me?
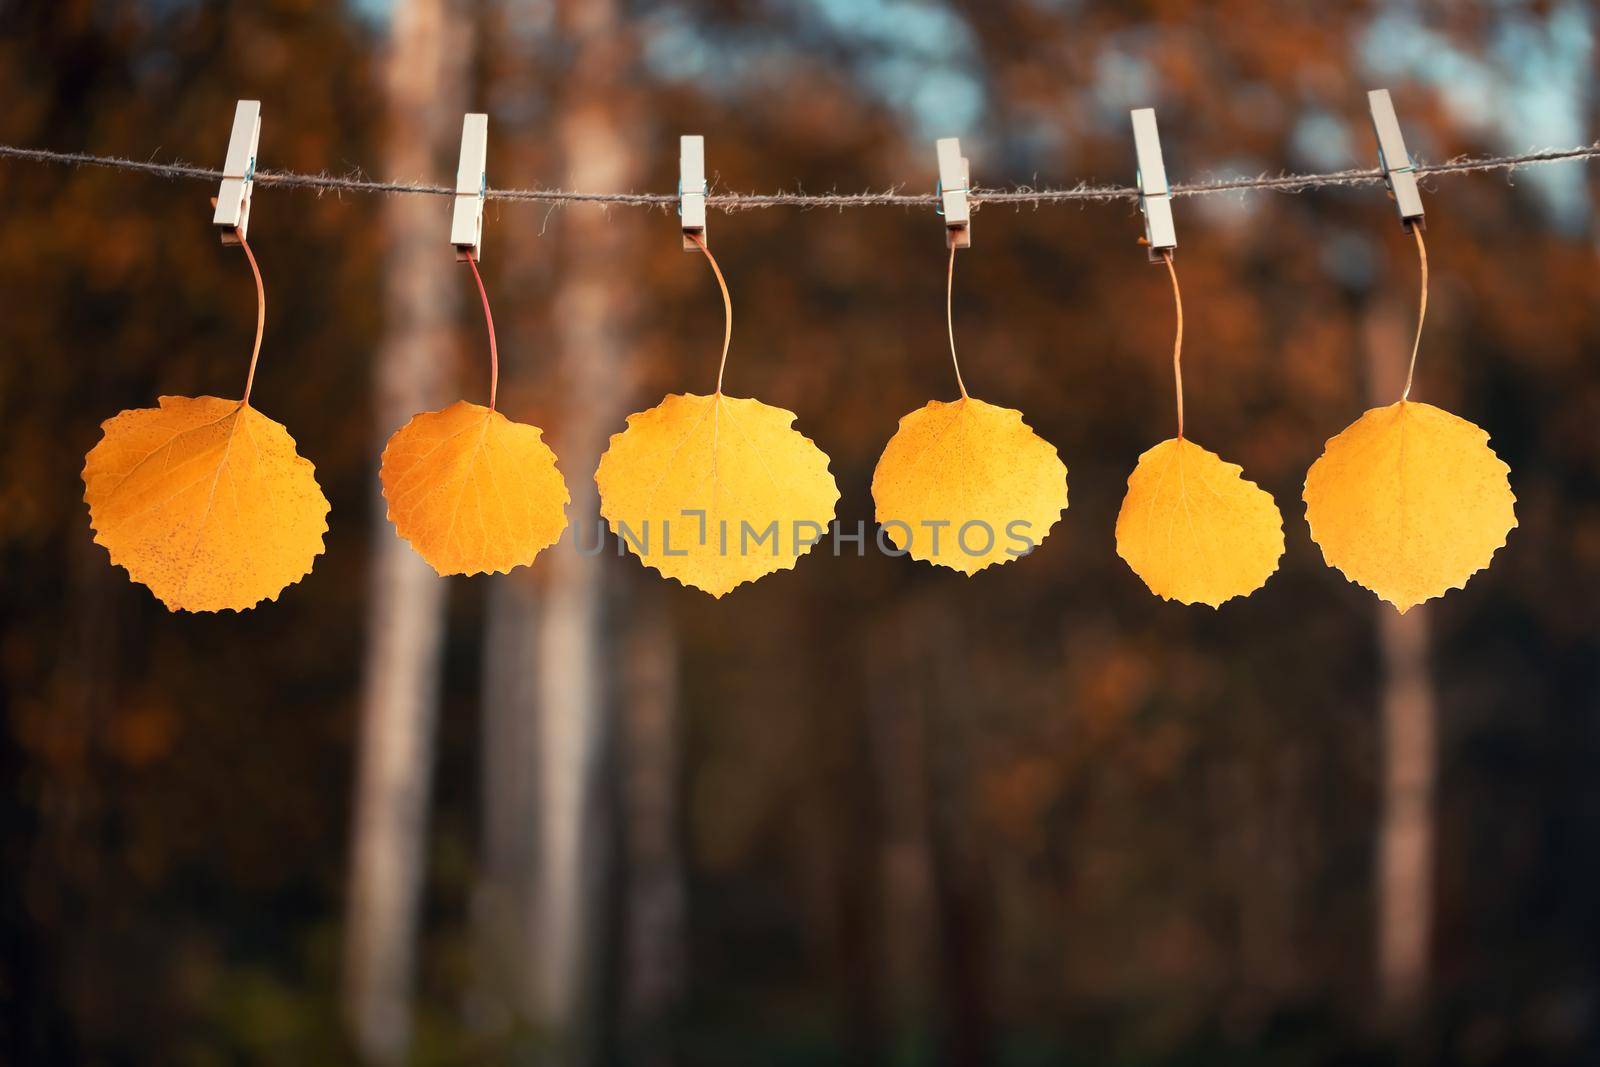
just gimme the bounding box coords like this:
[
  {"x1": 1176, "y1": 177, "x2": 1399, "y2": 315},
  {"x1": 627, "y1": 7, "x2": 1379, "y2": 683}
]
[{"x1": 2, "y1": 1, "x2": 1599, "y2": 1064}]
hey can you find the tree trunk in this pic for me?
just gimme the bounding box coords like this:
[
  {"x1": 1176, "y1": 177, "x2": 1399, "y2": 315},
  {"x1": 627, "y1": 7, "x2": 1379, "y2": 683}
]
[
  {"x1": 866, "y1": 611, "x2": 936, "y2": 1047},
  {"x1": 620, "y1": 593, "x2": 686, "y2": 1064},
  {"x1": 476, "y1": 570, "x2": 543, "y2": 1026},
  {"x1": 1363, "y1": 295, "x2": 1436, "y2": 1022},
  {"x1": 533, "y1": 0, "x2": 639, "y2": 1051},
  {"x1": 344, "y1": 1, "x2": 467, "y2": 1060},
  {"x1": 1376, "y1": 605, "x2": 1434, "y2": 1018},
  {"x1": 918, "y1": 603, "x2": 993, "y2": 1067}
]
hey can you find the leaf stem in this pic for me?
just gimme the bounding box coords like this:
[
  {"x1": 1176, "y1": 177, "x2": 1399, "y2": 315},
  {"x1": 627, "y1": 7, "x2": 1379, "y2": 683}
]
[
  {"x1": 1162, "y1": 250, "x2": 1184, "y2": 438},
  {"x1": 690, "y1": 233, "x2": 733, "y2": 395},
  {"x1": 238, "y1": 235, "x2": 265, "y2": 407},
  {"x1": 465, "y1": 251, "x2": 499, "y2": 410},
  {"x1": 1402, "y1": 225, "x2": 1427, "y2": 402},
  {"x1": 947, "y1": 243, "x2": 969, "y2": 400}
]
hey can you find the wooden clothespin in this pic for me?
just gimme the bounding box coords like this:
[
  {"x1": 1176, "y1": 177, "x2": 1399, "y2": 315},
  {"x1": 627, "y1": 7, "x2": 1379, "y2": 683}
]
[
  {"x1": 1367, "y1": 89, "x2": 1425, "y2": 230},
  {"x1": 213, "y1": 100, "x2": 261, "y2": 244},
  {"x1": 680, "y1": 135, "x2": 707, "y2": 250},
  {"x1": 1131, "y1": 108, "x2": 1176, "y2": 262},
  {"x1": 452, "y1": 113, "x2": 488, "y2": 261},
  {"x1": 935, "y1": 137, "x2": 971, "y2": 249}
]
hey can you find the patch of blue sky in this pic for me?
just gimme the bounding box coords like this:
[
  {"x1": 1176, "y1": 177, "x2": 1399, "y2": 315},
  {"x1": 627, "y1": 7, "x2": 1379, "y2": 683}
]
[
  {"x1": 641, "y1": 0, "x2": 984, "y2": 141},
  {"x1": 1289, "y1": 110, "x2": 1357, "y2": 173},
  {"x1": 1091, "y1": 49, "x2": 1155, "y2": 121},
  {"x1": 1362, "y1": 2, "x2": 1593, "y2": 226},
  {"x1": 351, "y1": 0, "x2": 393, "y2": 23}
]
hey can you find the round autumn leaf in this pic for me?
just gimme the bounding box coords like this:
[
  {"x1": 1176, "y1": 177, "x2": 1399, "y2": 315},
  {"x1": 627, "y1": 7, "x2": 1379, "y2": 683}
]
[
  {"x1": 871, "y1": 396, "x2": 1067, "y2": 574},
  {"x1": 380, "y1": 400, "x2": 569, "y2": 577},
  {"x1": 1303, "y1": 399, "x2": 1516, "y2": 613},
  {"x1": 1115, "y1": 437, "x2": 1284, "y2": 607},
  {"x1": 595, "y1": 392, "x2": 838, "y2": 598},
  {"x1": 83, "y1": 395, "x2": 329, "y2": 612}
]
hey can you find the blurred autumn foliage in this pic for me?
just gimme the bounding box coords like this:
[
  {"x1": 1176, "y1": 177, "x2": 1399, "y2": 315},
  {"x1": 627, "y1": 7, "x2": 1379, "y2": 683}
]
[{"x1": 2, "y1": 1, "x2": 1599, "y2": 1064}]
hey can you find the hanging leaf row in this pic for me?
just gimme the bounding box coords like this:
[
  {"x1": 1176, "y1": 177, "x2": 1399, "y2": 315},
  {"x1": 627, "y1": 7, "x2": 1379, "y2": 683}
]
[{"x1": 83, "y1": 226, "x2": 1514, "y2": 615}]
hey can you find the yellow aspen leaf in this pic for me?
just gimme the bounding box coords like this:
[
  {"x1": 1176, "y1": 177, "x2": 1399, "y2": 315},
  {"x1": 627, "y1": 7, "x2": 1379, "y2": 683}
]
[
  {"x1": 1303, "y1": 399, "x2": 1516, "y2": 613},
  {"x1": 871, "y1": 397, "x2": 1067, "y2": 574},
  {"x1": 380, "y1": 400, "x2": 569, "y2": 576},
  {"x1": 1115, "y1": 437, "x2": 1284, "y2": 607},
  {"x1": 595, "y1": 392, "x2": 839, "y2": 597},
  {"x1": 82, "y1": 395, "x2": 329, "y2": 612}
]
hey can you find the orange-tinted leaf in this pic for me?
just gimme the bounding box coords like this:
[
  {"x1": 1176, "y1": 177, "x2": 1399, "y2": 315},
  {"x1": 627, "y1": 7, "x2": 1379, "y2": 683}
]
[
  {"x1": 1114, "y1": 437, "x2": 1284, "y2": 607},
  {"x1": 380, "y1": 400, "x2": 569, "y2": 576},
  {"x1": 1303, "y1": 400, "x2": 1516, "y2": 612},
  {"x1": 83, "y1": 395, "x2": 329, "y2": 612},
  {"x1": 871, "y1": 397, "x2": 1067, "y2": 574},
  {"x1": 595, "y1": 392, "x2": 838, "y2": 597}
]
